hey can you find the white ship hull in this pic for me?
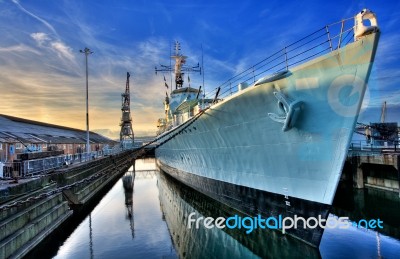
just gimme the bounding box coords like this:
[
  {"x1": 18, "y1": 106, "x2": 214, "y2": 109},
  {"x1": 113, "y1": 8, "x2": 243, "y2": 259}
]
[
  {"x1": 156, "y1": 32, "x2": 379, "y2": 205},
  {"x1": 154, "y1": 14, "x2": 380, "y2": 245}
]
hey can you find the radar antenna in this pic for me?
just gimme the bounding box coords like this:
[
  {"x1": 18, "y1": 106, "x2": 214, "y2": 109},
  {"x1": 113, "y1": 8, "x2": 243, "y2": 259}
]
[{"x1": 155, "y1": 41, "x2": 201, "y2": 90}]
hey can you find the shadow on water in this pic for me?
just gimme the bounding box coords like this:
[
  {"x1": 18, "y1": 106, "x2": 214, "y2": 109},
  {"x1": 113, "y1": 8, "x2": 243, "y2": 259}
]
[{"x1": 157, "y1": 169, "x2": 321, "y2": 258}]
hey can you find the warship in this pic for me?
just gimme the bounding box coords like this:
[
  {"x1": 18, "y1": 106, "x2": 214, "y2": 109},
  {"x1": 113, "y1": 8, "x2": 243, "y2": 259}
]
[{"x1": 154, "y1": 9, "x2": 380, "y2": 247}]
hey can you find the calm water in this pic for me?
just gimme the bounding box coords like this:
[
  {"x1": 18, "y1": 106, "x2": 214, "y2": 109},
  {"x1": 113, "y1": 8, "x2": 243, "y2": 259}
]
[{"x1": 28, "y1": 158, "x2": 400, "y2": 258}]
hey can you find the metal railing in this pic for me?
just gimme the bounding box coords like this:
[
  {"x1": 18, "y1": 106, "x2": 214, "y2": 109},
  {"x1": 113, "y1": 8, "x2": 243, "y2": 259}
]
[
  {"x1": 0, "y1": 145, "x2": 139, "y2": 179},
  {"x1": 204, "y1": 16, "x2": 355, "y2": 102},
  {"x1": 349, "y1": 140, "x2": 399, "y2": 154}
]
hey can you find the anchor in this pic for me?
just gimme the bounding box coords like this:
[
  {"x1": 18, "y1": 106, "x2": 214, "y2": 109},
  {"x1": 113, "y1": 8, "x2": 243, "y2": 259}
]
[{"x1": 268, "y1": 91, "x2": 303, "y2": 132}]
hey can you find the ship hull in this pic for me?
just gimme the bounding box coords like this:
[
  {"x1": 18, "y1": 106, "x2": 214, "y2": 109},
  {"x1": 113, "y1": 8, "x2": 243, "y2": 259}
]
[{"x1": 155, "y1": 32, "x2": 379, "y2": 245}]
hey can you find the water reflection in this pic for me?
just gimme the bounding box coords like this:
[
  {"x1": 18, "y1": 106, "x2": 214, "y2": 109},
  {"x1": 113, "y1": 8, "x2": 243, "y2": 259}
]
[
  {"x1": 89, "y1": 213, "x2": 93, "y2": 259},
  {"x1": 333, "y1": 181, "x2": 400, "y2": 239},
  {"x1": 319, "y1": 181, "x2": 400, "y2": 258},
  {"x1": 27, "y1": 158, "x2": 400, "y2": 258},
  {"x1": 157, "y1": 167, "x2": 400, "y2": 258},
  {"x1": 122, "y1": 161, "x2": 135, "y2": 239},
  {"x1": 157, "y1": 169, "x2": 320, "y2": 258},
  {"x1": 51, "y1": 158, "x2": 177, "y2": 259}
]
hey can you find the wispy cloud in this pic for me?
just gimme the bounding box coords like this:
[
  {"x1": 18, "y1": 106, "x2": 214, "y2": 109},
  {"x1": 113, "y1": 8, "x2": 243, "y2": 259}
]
[
  {"x1": 0, "y1": 1, "x2": 398, "y2": 139},
  {"x1": 50, "y1": 41, "x2": 75, "y2": 62},
  {"x1": 0, "y1": 44, "x2": 40, "y2": 55},
  {"x1": 11, "y1": 0, "x2": 58, "y2": 36},
  {"x1": 30, "y1": 32, "x2": 50, "y2": 46}
]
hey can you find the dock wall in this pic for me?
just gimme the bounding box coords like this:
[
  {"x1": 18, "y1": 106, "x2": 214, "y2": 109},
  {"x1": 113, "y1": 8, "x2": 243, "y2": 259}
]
[
  {"x1": 345, "y1": 153, "x2": 400, "y2": 193},
  {"x1": 0, "y1": 149, "x2": 138, "y2": 258}
]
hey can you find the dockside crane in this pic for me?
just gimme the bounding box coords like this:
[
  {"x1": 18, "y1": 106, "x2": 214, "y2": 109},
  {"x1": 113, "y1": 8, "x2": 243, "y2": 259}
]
[
  {"x1": 120, "y1": 72, "x2": 134, "y2": 148},
  {"x1": 380, "y1": 101, "x2": 387, "y2": 123}
]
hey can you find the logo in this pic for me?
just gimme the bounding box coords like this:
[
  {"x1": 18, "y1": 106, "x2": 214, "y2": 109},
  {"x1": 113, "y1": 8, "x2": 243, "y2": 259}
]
[
  {"x1": 187, "y1": 213, "x2": 383, "y2": 234},
  {"x1": 327, "y1": 74, "x2": 368, "y2": 117}
]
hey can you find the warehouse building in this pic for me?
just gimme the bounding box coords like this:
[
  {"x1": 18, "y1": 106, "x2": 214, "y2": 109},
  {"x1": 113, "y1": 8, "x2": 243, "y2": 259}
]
[{"x1": 0, "y1": 114, "x2": 116, "y2": 163}]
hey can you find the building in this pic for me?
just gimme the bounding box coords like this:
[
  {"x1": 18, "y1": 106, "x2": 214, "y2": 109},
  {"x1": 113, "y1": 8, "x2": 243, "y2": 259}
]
[{"x1": 0, "y1": 114, "x2": 116, "y2": 162}]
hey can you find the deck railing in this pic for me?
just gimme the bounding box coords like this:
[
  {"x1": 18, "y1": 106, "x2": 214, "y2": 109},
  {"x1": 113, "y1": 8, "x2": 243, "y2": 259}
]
[{"x1": 204, "y1": 16, "x2": 355, "y2": 101}]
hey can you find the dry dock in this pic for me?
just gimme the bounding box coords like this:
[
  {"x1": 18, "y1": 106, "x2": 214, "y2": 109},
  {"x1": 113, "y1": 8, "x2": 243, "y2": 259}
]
[{"x1": 0, "y1": 148, "x2": 152, "y2": 258}]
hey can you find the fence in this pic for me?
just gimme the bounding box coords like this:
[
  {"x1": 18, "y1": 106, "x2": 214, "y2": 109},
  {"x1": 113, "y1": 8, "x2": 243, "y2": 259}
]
[
  {"x1": 0, "y1": 146, "x2": 134, "y2": 179},
  {"x1": 349, "y1": 140, "x2": 399, "y2": 154}
]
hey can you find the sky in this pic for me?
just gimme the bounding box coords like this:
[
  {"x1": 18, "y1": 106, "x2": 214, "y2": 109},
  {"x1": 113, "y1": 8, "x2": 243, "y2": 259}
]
[{"x1": 0, "y1": 0, "x2": 399, "y2": 138}]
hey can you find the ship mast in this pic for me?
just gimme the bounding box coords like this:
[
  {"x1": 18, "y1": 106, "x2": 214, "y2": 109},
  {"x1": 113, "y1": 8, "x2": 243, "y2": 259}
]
[
  {"x1": 120, "y1": 72, "x2": 134, "y2": 148},
  {"x1": 155, "y1": 41, "x2": 201, "y2": 90}
]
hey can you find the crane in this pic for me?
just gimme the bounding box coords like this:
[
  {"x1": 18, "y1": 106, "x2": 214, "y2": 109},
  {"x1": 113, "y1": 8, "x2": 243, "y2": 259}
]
[
  {"x1": 119, "y1": 72, "x2": 134, "y2": 148},
  {"x1": 380, "y1": 101, "x2": 386, "y2": 123}
]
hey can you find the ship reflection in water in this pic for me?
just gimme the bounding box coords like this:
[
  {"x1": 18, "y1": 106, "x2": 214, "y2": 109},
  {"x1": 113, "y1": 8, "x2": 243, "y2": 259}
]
[
  {"x1": 42, "y1": 158, "x2": 399, "y2": 258},
  {"x1": 157, "y1": 167, "x2": 400, "y2": 258},
  {"x1": 157, "y1": 168, "x2": 320, "y2": 258}
]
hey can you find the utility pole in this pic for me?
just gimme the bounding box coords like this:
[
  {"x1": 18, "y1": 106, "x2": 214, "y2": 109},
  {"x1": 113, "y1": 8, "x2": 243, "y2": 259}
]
[{"x1": 80, "y1": 47, "x2": 93, "y2": 155}]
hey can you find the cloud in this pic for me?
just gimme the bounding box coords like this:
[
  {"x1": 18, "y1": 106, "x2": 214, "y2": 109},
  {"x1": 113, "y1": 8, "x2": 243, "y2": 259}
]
[
  {"x1": 30, "y1": 32, "x2": 50, "y2": 46},
  {"x1": 30, "y1": 32, "x2": 76, "y2": 66},
  {"x1": 11, "y1": 0, "x2": 58, "y2": 36},
  {"x1": 0, "y1": 44, "x2": 40, "y2": 55},
  {"x1": 1, "y1": 1, "x2": 398, "y2": 139},
  {"x1": 50, "y1": 41, "x2": 75, "y2": 62}
]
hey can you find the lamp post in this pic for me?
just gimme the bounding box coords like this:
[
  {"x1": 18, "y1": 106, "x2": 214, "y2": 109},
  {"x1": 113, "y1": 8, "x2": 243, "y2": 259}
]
[{"x1": 80, "y1": 47, "x2": 93, "y2": 155}]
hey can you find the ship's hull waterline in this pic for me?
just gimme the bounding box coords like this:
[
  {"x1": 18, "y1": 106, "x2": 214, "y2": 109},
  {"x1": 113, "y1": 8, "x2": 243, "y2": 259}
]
[{"x1": 155, "y1": 32, "x2": 380, "y2": 246}]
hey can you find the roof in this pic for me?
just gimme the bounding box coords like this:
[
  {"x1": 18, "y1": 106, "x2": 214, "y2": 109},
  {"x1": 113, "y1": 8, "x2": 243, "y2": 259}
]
[
  {"x1": 171, "y1": 87, "x2": 200, "y2": 94},
  {"x1": 0, "y1": 114, "x2": 116, "y2": 145}
]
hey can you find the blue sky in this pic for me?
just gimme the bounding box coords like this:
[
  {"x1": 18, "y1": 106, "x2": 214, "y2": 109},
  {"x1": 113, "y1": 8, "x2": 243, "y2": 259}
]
[{"x1": 0, "y1": 0, "x2": 398, "y2": 137}]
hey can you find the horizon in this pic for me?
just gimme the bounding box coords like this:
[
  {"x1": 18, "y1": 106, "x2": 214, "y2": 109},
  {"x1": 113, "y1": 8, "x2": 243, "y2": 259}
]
[{"x1": 0, "y1": 1, "x2": 399, "y2": 139}]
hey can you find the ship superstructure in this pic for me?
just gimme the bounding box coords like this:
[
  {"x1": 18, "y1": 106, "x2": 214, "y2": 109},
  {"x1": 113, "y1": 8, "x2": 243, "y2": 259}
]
[{"x1": 155, "y1": 41, "x2": 205, "y2": 134}]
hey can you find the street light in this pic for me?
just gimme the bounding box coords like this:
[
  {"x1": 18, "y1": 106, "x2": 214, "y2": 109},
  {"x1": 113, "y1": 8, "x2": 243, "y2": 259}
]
[{"x1": 80, "y1": 47, "x2": 93, "y2": 155}]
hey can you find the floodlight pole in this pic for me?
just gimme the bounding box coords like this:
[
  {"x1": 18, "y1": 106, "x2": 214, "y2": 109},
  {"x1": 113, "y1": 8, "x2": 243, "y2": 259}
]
[{"x1": 80, "y1": 47, "x2": 93, "y2": 155}]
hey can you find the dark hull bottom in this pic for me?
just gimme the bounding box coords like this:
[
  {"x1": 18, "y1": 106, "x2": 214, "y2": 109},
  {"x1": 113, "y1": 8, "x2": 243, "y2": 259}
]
[{"x1": 157, "y1": 159, "x2": 330, "y2": 247}]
